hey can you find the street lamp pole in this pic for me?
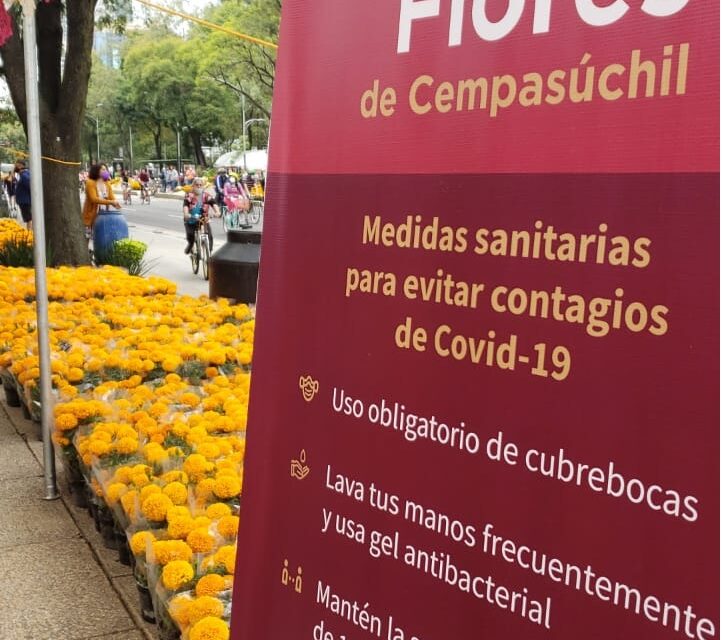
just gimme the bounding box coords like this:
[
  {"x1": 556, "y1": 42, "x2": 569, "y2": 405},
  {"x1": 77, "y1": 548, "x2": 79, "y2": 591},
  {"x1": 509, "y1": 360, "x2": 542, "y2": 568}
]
[
  {"x1": 241, "y1": 94, "x2": 246, "y2": 172},
  {"x1": 176, "y1": 123, "x2": 181, "y2": 172},
  {"x1": 129, "y1": 124, "x2": 134, "y2": 172},
  {"x1": 20, "y1": 0, "x2": 59, "y2": 501},
  {"x1": 243, "y1": 119, "x2": 266, "y2": 172}
]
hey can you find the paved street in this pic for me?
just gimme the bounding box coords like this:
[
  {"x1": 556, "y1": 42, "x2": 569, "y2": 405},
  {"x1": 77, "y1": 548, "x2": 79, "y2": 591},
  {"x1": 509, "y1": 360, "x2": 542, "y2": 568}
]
[{"x1": 105, "y1": 191, "x2": 261, "y2": 298}]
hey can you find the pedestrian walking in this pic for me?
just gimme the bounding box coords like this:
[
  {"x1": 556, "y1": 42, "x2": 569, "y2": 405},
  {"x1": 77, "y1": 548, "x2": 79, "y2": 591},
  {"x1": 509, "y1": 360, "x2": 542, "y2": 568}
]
[
  {"x1": 3, "y1": 170, "x2": 17, "y2": 215},
  {"x1": 14, "y1": 159, "x2": 31, "y2": 230}
]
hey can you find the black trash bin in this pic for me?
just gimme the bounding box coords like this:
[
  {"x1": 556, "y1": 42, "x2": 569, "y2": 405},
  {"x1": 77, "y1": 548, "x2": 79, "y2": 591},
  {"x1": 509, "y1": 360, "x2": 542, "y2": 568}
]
[{"x1": 209, "y1": 229, "x2": 262, "y2": 303}]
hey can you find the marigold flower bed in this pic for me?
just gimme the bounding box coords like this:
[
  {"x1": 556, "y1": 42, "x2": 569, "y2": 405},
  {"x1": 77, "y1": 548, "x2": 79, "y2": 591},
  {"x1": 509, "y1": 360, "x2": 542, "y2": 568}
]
[{"x1": 0, "y1": 265, "x2": 253, "y2": 640}]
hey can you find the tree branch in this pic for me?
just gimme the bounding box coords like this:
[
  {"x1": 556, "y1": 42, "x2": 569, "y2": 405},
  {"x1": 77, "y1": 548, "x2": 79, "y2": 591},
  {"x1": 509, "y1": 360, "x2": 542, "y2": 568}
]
[{"x1": 59, "y1": 0, "x2": 98, "y2": 130}]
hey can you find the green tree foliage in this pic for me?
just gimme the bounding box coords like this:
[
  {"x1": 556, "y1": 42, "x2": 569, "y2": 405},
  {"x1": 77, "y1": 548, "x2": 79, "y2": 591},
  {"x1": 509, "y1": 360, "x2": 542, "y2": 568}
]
[
  {"x1": 0, "y1": 107, "x2": 27, "y2": 164},
  {"x1": 120, "y1": 27, "x2": 240, "y2": 166},
  {"x1": 0, "y1": 0, "x2": 129, "y2": 265}
]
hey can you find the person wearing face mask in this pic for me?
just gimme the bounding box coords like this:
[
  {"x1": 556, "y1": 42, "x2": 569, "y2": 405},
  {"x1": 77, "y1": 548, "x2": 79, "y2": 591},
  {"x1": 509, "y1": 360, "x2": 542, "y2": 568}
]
[
  {"x1": 82, "y1": 163, "x2": 121, "y2": 233},
  {"x1": 183, "y1": 178, "x2": 219, "y2": 254},
  {"x1": 222, "y1": 173, "x2": 251, "y2": 227}
]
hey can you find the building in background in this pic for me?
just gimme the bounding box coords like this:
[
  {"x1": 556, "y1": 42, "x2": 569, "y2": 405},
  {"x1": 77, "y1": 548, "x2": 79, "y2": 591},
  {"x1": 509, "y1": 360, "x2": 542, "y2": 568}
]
[{"x1": 93, "y1": 31, "x2": 124, "y2": 69}]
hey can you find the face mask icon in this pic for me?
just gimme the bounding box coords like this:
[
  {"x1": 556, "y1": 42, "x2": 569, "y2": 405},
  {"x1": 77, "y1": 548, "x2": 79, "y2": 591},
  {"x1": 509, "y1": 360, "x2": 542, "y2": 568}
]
[{"x1": 299, "y1": 375, "x2": 319, "y2": 402}]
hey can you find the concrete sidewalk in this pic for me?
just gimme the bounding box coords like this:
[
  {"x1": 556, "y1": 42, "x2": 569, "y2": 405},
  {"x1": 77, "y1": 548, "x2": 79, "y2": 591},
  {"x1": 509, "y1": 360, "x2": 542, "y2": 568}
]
[{"x1": 0, "y1": 401, "x2": 155, "y2": 640}]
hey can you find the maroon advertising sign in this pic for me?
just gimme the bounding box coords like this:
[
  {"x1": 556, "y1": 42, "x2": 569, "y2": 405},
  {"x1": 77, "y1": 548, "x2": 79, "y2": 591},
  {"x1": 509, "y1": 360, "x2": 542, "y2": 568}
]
[{"x1": 232, "y1": 2, "x2": 719, "y2": 639}]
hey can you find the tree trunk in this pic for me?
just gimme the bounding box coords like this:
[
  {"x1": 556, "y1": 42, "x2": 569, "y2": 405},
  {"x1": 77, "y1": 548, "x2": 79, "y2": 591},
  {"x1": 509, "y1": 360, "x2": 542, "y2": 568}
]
[
  {"x1": 41, "y1": 125, "x2": 90, "y2": 266},
  {"x1": 190, "y1": 130, "x2": 206, "y2": 168},
  {"x1": 153, "y1": 124, "x2": 162, "y2": 160},
  {"x1": 1, "y1": 0, "x2": 97, "y2": 265}
]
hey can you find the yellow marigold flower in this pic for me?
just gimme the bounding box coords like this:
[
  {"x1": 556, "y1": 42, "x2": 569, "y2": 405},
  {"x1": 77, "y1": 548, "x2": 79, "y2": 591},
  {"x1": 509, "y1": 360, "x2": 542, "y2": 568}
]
[
  {"x1": 217, "y1": 515, "x2": 239, "y2": 540},
  {"x1": 152, "y1": 540, "x2": 193, "y2": 565},
  {"x1": 162, "y1": 356, "x2": 181, "y2": 373},
  {"x1": 141, "y1": 493, "x2": 174, "y2": 522},
  {"x1": 207, "y1": 350, "x2": 226, "y2": 366},
  {"x1": 193, "y1": 516, "x2": 212, "y2": 530},
  {"x1": 169, "y1": 594, "x2": 193, "y2": 627},
  {"x1": 213, "y1": 475, "x2": 241, "y2": 500},
  {"x1": 117, "y1": 425, "x2": 138, "y2": 439},
  {"x1": 205, "y1": 503, "x2": 231, "y2": 520},
  {"x1": 55, "y1": 413, "x2": 78, "y2": 431},
  {"x1": 187, "y1": 426, "x2": 208, "y2": 445},
  {"x1": 163, "y1": 481, "x2": 188, "y2": 506},
  {"x1": 67, "y1": 367, "x2": 84, "y2": 383},
  {"x1": 188, "y1": 597, "x2": 225, "y2": 626},
  {"x1": 105, "y1": 482, "x2": 128, "y2": 505},
  {"x1": 194, "y1": 479, "x2": 216, "y2": 502},
  {"x1": 162, "y1": 560, "x2": 194, "y2": 591},
  {"x1": 93, "y1": 430, "x2": 113, "y2": 443},
  {"x1": 85, "y1": 357, "x2": 103, "y2": 372},
  {"x1": 214, "y1": 545, "x2": 236, "y2": 574},
  {"x1": 187, "y1": 528, "x2": 215, "y2": 554},
  {"x1": 149, "y1": 401, "x2": 169, "y2": 418},
  {"x1": 67, "y1": 352, "x2": 84, "y2": 368},
  {"x1": 167, "y1": 505, "x2": 191, "y2": 521},
  {"x1": 88, "y1": 439, "x2": 111, "y2": 457},
  {"x1": 196, "y1": 442, "x2": 221, "y2": 460},
  {"x1": 132, "y1": 472, "x2": 150, "y2": 488},
  {"x1": 189, "y1": 616, "x2": 229, "y2": 640},
  {"x1": 114, "y1": 436, "x2": 139, "y2": 455},
  {"x1": 113, "y1": 466, "x2": 133, "y2": 484},
  {"x1": 140, "y1": 484, "x2": 161, "y2": 502},
  {"x1": 120, "y1": 490, "x2": 139, "y2": 517},
  {"x1": 180, "y1": 392, "x2": 201, "y2": 408},
  {"x1": 143, "y1": 442, "x2": 169, "y2": 464},
  {"x1": 161, "y1": 471, "x2": 188, "y2": 485},
  {"x1": 167, "y1": 515, "x2": 195, "y2": 540},
  {"x1": 183, "y1": 454, "x2": 212, "y2": 482},
  {"x1": 195, "y1": 574, "x2": 226, "y2": 598},
  {"x1": 205, "y1": 367, "x2": 219, "y2": 379},
  {"x1": 165, "y1": 373, "x2": 182, "y2": 384},
  {"x1": 130, "y1": 530, "x2": 155, "y2": 557}
]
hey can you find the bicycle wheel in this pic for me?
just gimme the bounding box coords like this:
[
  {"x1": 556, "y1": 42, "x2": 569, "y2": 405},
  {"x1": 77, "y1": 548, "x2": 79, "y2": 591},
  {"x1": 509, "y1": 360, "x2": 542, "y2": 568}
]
[
  {"x1": 247, "y1": 201, "x2": 261, "y2": 225},
  {"x1": 191, "y1": 234, "x2": 200, "y2": 274},
  {"x1": 201, "y1": 236, "x2": 210, "y2": 281}
]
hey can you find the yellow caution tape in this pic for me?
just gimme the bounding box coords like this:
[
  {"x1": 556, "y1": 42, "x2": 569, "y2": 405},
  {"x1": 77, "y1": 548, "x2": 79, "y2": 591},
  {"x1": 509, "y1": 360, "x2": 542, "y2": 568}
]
[{"x1": 133, "y1": 0, "x2": 278, "y2": 50}]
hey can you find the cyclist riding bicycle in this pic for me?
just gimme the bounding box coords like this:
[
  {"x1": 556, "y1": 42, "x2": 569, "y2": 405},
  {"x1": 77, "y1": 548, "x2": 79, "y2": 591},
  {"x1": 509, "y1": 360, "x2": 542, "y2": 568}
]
[
  {"x1": 120, "y1": 169, "x2": 132, "y2": 204},
  {"x1": 214, "y1": 167, "x2": 229, "y2": 209},
  {"x1": 223, "y1": 174, "x2": 251, "y2": 219},
  {"x1": 183, "y1": 178, "x2": 219, "y2": 254},
  {"x1": 139, "y1": 168, "x2": 150, "y2": 202}
]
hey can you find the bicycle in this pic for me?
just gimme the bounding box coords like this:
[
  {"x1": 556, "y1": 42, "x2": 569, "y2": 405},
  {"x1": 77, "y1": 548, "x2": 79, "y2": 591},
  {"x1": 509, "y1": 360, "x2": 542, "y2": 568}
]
[
  {"x1": 139, "y1": 183, "x2": 151, "y2": 205},
  {"x1": 189, "y1": 216, "x2": 212, "y2": 280},
  {"x1": 247, "y1": 199, "x2": 263, "y2": 225},
  {"x1": 220, "y1": 204, "x2": 236, "y2": 232},
  {"x1": 121, "y1": 182, "x2": 132, "y2": 205}
]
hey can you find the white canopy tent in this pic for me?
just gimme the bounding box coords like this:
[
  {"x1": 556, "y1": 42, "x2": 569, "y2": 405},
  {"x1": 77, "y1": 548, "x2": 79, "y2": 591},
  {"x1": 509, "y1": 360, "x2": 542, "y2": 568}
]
[{"x1": 214, "y1": 149, "x2": 268, "y2": 172}]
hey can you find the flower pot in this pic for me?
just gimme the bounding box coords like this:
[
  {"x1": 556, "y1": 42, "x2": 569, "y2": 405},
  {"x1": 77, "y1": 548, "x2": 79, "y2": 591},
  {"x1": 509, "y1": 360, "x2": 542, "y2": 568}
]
[
  {"x1": 2, "y1": 379, "x2": 20, "y2": 407},
  {"x1": 156, "y1": 603, "x2": 180, "y2": 640},
  {"x1": 99, "y1": 507, "x2": 118, "y2": 550},
  {"x1": 136, "y1": 582, "x2": 156, "y2": 624},
  {"x1": 116, "y1": 527, "x2": 131, "y2": 566},
  {"x1": 69, "y1": 481, "x2": 88, "y2": 508}
]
